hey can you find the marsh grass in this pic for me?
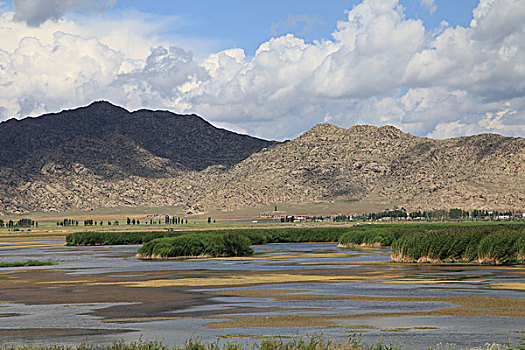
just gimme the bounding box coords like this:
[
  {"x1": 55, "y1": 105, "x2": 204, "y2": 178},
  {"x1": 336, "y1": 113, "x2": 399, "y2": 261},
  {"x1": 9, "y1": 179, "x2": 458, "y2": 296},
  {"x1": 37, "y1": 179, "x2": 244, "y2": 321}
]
[
  {"x1": 137, "y1": 233, "x2": 253, "y2": 259},
  {"x1": 392, "y1": 226, "x2": 525, "y2": 265},
  {"x1": 66, "y1": 223, "x2": 525, "y2": 264},
  {"x1": 0, "y1": 260, "x2": 55, "y2": 268},
  {"x1": 66, "y1": 227, "x2": 349, "y2": 247}
]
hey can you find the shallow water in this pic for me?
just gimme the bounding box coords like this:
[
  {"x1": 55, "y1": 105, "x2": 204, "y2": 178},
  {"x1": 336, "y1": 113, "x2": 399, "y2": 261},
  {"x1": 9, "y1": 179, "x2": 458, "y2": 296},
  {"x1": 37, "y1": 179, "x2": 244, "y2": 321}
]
[{"x1": 0, "y1": 238, "x2": 524, "y2": 349}]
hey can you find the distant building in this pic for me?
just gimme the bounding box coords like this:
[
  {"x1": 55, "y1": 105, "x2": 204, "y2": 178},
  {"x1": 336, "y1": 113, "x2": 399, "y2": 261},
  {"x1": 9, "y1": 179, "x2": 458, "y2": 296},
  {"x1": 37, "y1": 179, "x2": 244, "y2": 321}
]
[{"x1": 259, "y1": 211, "x2": 286, "y2": 219}]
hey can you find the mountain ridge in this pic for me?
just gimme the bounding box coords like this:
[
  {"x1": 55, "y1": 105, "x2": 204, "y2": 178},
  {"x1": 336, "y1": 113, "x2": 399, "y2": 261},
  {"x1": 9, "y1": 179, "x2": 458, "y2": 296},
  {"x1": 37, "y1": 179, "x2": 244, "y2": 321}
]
[
  {"x1": 0, "y1": 101, "x2": 277, "y2": 174},
  {"x1": 0, "y1": 102, "x2": 523, "y2": 214}
]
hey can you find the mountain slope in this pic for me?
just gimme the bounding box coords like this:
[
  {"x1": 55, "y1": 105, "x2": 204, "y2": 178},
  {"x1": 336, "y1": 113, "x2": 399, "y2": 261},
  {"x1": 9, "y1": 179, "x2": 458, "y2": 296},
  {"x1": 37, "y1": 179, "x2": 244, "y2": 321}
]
[
  {"x1": 0, "y1": 102, "x2": 276, "y2": 213},
  {"x1": 0, "y1": 103, "x2": 523, "y2": 214},
  {"x1": 197, "y1": 124, "x2": 525, "y2": 211}
]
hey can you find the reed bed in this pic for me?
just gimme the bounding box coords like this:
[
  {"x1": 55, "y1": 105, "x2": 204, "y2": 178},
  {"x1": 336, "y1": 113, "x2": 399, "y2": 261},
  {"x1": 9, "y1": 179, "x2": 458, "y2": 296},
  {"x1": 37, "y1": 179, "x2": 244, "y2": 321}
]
[
  {"x1": 65, "y1": 223, "x2": 525, "y2": 264},
  {"x1": 392, "y1": 225, "x2": 525, "y2": 264},
  {"x1": 137, "y1": 232, "x2": 253, "y2": 259},
  {"x1": 66, "y1": 227, "x2": 349, "y2": 246}
]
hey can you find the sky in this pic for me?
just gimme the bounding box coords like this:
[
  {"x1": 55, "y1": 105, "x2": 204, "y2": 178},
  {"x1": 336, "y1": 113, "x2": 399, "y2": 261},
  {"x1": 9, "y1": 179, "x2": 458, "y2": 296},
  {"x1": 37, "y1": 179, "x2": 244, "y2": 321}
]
[{"x1": 0, "y1": 0, "x2": 524, "y2": 140}]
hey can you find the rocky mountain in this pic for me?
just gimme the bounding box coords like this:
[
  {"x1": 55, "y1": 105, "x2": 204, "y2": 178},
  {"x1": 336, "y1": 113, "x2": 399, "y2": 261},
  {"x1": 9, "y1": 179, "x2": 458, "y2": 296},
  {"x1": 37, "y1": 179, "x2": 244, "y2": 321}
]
[
  {"x1": 0, "y1": 102, "x2": 276, "y2": 213},
  {"x1": 0, "y1": 102, "x2": 523, "y2": 214},
  {"x1": 0, "y1": 101, "x2": 276, "y2": 177},
  {"x1": 200, "y1": 124, "x2": 524, "y2": 211}
]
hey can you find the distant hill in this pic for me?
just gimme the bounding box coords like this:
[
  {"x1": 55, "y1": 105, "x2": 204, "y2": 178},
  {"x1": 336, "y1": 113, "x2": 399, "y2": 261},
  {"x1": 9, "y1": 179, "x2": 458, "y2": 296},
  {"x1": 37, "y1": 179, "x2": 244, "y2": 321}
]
[
  {"x1": 198, "y1": 124, "x2": 525, "y2": 211},
  {"x1": 0, "y1": 102, "x2": 276, "y2": 213},
  {"x1": 0, "y1": 102, "x2": 523, "y2": 214}
]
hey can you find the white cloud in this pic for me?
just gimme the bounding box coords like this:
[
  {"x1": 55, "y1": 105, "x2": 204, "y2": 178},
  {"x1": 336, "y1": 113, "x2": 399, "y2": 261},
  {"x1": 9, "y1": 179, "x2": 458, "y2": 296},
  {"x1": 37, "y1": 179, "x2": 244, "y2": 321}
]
[
  {"x1": 0, "y1": 0, "x2": 525, "y2": 141},
  {"x1": 419, "y1": 0, "x2": 437, "y2": 14}
]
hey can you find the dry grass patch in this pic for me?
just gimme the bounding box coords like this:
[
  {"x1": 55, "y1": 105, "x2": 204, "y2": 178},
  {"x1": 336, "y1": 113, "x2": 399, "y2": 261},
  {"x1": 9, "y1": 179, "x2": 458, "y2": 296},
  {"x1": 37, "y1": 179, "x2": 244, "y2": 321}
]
[
  {"x1": 219, "y1": 335, "x2": 295, "y2": 340},
  {"x1": 488, "y1": 282, "x2": 525, "y2": 291},
  {"x1": 103, "y1": 316, "x2": 183, "y2": 323},
  {"x1": 210, "y1": 290, "x2": 525, "y2": 321},
  {"x1": 0, "y1": 243, "x2": 64, "y2": 249},
  {"x1": 414, "y1": 327, "x2": 440, "y2": 330},
  {"x1": 381, "y1": 328, "x2": 411, "y2": 333},
  {"x1": 193, "y1": 253, "x2": 358, "y2": 262},
  {"x1": 84, "y1": 273, "x2": 361, "y2": 288}
]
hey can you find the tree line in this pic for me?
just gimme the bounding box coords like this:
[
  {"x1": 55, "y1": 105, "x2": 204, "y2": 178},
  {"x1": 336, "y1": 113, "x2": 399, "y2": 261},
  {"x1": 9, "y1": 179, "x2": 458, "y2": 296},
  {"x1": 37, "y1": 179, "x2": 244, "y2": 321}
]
[
  {"x1": 349, "y1": 208, "x2": 521, "y2": 222},
  {"x1": 0, "y1": 219, "x2": 38, "y2": 228}
]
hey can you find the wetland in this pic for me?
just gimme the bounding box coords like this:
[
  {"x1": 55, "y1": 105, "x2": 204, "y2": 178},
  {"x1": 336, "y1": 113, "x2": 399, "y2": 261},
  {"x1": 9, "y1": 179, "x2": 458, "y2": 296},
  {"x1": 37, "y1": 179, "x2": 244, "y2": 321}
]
[{"x1": 0, "y1": 235, "x2": 524, "y2": 349}]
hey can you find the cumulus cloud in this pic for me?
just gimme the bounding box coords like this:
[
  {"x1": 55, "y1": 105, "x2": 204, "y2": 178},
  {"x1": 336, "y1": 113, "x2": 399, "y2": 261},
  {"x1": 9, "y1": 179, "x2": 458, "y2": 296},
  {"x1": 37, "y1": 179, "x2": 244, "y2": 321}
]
[
  {"x1": 419, "y1": 0, "x2": 437, "y2": 14},
  {"x1": 14, "y1": 0, "x2": 115, "y2": 26},
  {"x1": 1, "y1": 0, "x2": 525, "y2": 140}
]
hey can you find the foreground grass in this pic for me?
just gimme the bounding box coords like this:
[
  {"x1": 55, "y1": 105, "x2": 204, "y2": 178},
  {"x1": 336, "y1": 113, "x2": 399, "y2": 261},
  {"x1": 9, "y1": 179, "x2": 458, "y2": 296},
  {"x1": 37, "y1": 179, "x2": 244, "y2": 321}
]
[
  {"x1": 0, "y1": 337, "x2": 523, "y2": 350},
  {"x1": 0, "y1": 260, "x2": 55, "y2": 268}
]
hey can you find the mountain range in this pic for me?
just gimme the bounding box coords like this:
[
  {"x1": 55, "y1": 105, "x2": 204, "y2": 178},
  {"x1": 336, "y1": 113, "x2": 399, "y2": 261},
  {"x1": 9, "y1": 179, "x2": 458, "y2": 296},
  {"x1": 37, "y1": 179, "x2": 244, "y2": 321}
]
[{"x1": 0, "y1": 101, "x2": 523, "y2": 214}]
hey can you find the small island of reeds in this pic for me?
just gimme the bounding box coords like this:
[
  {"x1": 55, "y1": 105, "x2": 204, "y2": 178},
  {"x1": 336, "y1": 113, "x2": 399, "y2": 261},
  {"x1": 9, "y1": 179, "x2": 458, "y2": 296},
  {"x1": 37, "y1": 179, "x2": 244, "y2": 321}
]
[
  {"x1": 136, "y1": 232, "x2": 253, "y2": 259},
  {"x1": 391, "y1": 225, "x2": 525, "y2": 265}
]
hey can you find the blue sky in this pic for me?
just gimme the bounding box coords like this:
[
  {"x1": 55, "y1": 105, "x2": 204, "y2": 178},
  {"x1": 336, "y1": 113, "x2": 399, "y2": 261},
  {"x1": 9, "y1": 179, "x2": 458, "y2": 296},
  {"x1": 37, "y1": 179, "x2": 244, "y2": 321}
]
[
  {"x1": 4, "y1": 0, "x2": 480, "y2": 56},
  {"x1": 1, "y1": 0, "x2": 524, "y2": 140},
  {"x1": 110, "y1": 0, "x2": 479, "y2": 56}
]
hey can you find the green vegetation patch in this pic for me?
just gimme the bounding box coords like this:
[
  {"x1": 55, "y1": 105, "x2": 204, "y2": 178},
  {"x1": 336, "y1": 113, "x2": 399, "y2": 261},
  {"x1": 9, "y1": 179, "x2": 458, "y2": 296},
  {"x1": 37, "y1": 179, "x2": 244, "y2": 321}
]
[
  {"x1": 338, "y1": 225, "x2": 412, "y2": 247},
  {"x1": 0, "y1": 260, "x2": 55, "y2": 268},
  {"x1": 137, "y1": 233, "x2": 254, "y2": 259},
  {"x1": 65, "y1": 231, "x2": 172, "y2": 246},
  {"x1": 66, "y1": 223, "x2": 525, "y2": 264},
  {"x1": 66, "y1": 227, "x2": 349, "y2": 246},
  {"x1": 337, "y1": 223, "x2": 524, "y2": 249},
  {"x1": 391, "y1": 225, "x2": 525, "y2": 265}
]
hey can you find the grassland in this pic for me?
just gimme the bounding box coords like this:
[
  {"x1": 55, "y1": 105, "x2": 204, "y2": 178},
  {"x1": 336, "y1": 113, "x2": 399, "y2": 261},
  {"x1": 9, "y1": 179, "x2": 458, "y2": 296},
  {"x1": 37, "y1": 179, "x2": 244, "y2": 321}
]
[{"x1": 0, "y1": 199, "x2": 391, "y2": 237}]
